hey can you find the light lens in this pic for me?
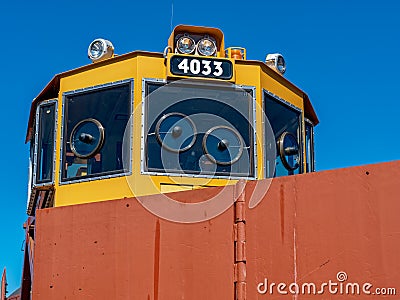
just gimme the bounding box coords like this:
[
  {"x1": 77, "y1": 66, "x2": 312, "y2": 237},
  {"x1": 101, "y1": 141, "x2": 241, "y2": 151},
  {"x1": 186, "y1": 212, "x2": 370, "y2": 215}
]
[
  {"x1": 265, "y1": 53, "x2": 286, "y2": 74},
  {"x1": 176, "y1": 36, "x2": 196, "y2": 54},
  {"x1": 88, "y1": 38, "x2": 114, "y2": 62},
  {"x1": 197, "y1": 38, "x2": 217, "y2": 56},
  {"x1": 276, "y1": 55, "x2": 286, "y2": 74},
  {"x1": 89, "y1": 41, "x2": 104, "y2": 59}
]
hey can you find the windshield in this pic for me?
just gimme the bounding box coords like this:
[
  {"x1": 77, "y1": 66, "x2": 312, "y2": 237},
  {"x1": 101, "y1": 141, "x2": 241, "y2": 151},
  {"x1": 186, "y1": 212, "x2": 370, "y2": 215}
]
[{"x1": 144, "y1": 80, "x2": 255, "y2": 178}]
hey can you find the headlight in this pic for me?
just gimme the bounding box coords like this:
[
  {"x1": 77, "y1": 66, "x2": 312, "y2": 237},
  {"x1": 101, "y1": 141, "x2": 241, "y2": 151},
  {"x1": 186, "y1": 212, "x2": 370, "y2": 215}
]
[
  {"x1": 197, "y1": 38, "x2": 217, "y2": 56},
  {"x1": 176, "y1": 36, "x2": 196, "y2": 54},
  {"x1": 265, "y1": 53, "x2": 286, "y2": 75},
  {"x1": 88, "y1": 38, "x2": 114, "y2": 62}
]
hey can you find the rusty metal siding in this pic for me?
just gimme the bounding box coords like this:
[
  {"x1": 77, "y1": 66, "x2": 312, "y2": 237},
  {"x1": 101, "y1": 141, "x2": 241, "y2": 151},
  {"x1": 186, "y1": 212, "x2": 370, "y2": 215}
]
[{"x1": 32, "y1": 161, "x2": 400, "y2": 299}]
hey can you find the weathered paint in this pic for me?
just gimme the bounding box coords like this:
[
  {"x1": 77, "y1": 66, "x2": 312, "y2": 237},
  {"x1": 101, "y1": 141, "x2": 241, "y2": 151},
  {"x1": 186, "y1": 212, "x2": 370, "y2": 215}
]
[
  {"x1": 245, "y1": 161, "x2": 400, "y2": 299},
  {"x1": 33, "y1": 187, "x2": 235, "y2": 299},
  {"x1": 32, "y1": 161, "x2": 400, "y2": 299}
]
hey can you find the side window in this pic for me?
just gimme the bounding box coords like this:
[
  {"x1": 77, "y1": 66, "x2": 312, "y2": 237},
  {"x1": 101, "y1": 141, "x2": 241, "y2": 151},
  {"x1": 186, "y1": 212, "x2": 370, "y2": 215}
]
[
  {"x1": 264, "y1": 91, "x2": 302, "y2": 177},
  {"x1": 35, "y1": 101, "x2": 56, "y2": 184},
  {"x1": 62, "y1": 80, "x2": 133, "y2": 182},
  {"x1": 305, "y1": 119, "x2": 315, "y2": 172}
]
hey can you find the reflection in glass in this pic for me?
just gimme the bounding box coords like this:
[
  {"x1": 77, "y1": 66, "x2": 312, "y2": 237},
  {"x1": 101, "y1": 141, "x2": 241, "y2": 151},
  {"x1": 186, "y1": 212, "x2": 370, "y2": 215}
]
[
  {"x1": 70, "y1": 119, "x2": 104, "y2": 158},
  {"x1": 203, "y1": 126, "x2": 243, "y2": 165},
  {"x1": 156, "y1": 113, "x2": 196, "y2": 152},
  {"x1": 145, "y1": 81, "x2": 254, "y2": 177},
  {"x1": 264, "y1": 92, "x2": 302, "y2": 177},
  {"x1": 305, "y1": 121, "x2": 315, "y2": 172},
  {"x1": 278, "y1": 132, "x2": 300, "y2": 171},
  {"x1": 62, "y1": 81, "x2": 132, "y2": 181}
]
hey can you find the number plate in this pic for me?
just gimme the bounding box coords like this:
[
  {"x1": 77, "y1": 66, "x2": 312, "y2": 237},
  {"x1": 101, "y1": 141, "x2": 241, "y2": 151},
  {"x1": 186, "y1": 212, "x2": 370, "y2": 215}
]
[{"x1": 170, "y1": 55, "x2": 233, "y2": 80}]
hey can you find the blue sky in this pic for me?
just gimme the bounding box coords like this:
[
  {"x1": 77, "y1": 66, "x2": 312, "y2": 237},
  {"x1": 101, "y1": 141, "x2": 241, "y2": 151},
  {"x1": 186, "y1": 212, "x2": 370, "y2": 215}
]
[{"x1": 1, "y1": 0, "x2": 399, "y2": 294}]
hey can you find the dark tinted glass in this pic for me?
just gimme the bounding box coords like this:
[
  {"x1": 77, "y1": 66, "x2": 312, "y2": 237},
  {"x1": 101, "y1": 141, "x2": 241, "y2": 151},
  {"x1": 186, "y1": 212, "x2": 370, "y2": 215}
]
[
  {"x1": 36, "y1": 102, "x2": 56, "y2": 183},
  {"x1": 145, "y1": 81, "x2": 254, "y2": 177},
  {"x1": 305, "y1": 121, "x2": 314, "y2": 172},
  {"x1": 70, "y1": 119, "x2": 104, "y2": 158},
  {"x1": 156, "y1": 113, "x2": 196, "y2": 152},
  {"x1": 203, "y1": 126, "x2": 243, "y2": 165},
  {"x1": 62, "y1": 82, "x2": 132, "y2": 181},
  {"x1": 264, "y1": 92, "x2": 302, "y2": 177},
  {"x1": 280, "y1": 132, "x2": 300, "y2": 171}
]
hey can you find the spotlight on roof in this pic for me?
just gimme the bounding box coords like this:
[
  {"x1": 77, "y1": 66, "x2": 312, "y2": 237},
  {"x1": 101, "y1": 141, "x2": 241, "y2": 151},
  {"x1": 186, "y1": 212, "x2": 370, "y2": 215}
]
[
  {"x1": 88, "y1": 38, "x2": 115, "y2": 63},
  {"x1": 265, "y1": 53, "x2": 286, "y2": 75}
]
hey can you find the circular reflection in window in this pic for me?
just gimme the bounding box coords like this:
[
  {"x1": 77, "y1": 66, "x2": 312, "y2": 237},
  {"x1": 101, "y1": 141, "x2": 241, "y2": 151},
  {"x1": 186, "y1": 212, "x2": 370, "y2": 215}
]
[
  {"x1": 155, "y1": 112, "x2": 197, "y2": 153},
  {"x1": 278, "y1": 132, "x2": 300, "y2": 171},
  {"x1": 203, "y1": 125, "x2": 243, "y2": 165},
  {"x1": 70, "y1": 118, "x2": 105, "y2": 158}
]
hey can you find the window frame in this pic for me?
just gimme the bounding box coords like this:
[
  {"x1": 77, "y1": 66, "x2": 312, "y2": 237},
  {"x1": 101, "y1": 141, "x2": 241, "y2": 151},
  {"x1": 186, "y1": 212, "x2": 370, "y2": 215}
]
[
  {"x1": 262, "y1": 89, "x2": 304, "y2": 177},
  {"x1": 141, "y1": 78, "x2": 258, "y2": 180},
  {"x1": 33, "y1": 99, "x2": 58, "y2": 186},
  {"x1": 59, "y1": 79, "x2": 134, "y2": 185}
]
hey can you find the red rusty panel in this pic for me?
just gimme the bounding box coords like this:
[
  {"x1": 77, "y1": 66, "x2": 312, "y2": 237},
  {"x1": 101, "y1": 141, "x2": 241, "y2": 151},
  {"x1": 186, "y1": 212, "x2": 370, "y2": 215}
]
[
  {"x1": 32, "y1": 161, "x2": 400, "y2": 299},
  {"x1": 246, "y1": 161, "x2": 400, "y2": 299},
  {"x1": 32, "y1": 186, "x2": 235, "y2": 299}
]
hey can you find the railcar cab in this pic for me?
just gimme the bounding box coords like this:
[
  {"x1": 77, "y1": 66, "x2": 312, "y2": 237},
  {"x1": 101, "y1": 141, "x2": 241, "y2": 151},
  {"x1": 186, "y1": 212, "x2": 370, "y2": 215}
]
[{"x1": 25, "y1": 25, "x2": 318, "y2": 214}]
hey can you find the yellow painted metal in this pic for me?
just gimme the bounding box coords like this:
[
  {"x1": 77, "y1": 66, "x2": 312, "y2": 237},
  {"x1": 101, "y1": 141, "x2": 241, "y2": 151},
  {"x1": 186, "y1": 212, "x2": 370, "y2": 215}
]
[
  {"x1": 160, "y1": 184, "x2": 194, "y2": 193},
  {"x1": 29, "y1": 25, "x2": 314, "y2": 208}
]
